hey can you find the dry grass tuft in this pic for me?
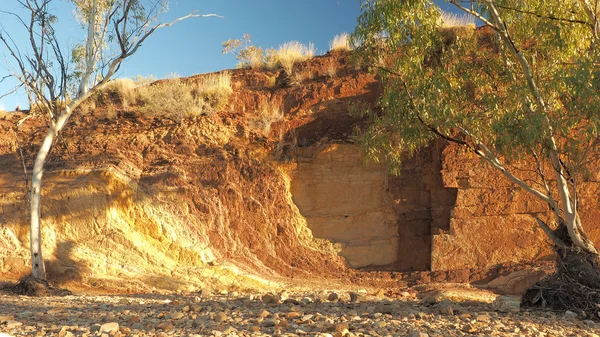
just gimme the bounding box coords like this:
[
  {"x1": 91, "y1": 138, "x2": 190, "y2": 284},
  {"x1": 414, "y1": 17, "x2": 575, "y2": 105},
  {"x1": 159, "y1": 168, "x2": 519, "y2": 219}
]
[
  {"x1": 329, "y1": 32, "x2": 352, "y2": 52},
  {"x1": 265, "y1": 74, "x2": 277, "y2": 88},
  {"x1": 97, "y1": 78, "x2": 139, "y2": 107},
  {"x1": 437, "y1": 11, "x2": 476, "y2": 44},
  {"x1": 326, "y1": 61, "x2": 338, "y2": 78},
  {"x1": 195, "y1": 72, "x2": 233, "y2": 111},
  {"x1": 267, "y1": 41, "x2": 315, "y2": 74},
  {"x1": 137, "y1": 79, "x2": 204, "y2": 119},
  {"x1": 291, "y1": 69, "x2": 315, "y2": 86},
  {"x1": 440, "y1": 11, "x2": 475, "y2": 28},
  {"x1": 248, "y1": 100, "x2": 283, "y2": 137},
  {"x1": 80, "y1": 72, "x2": 233, "y2": 120}
]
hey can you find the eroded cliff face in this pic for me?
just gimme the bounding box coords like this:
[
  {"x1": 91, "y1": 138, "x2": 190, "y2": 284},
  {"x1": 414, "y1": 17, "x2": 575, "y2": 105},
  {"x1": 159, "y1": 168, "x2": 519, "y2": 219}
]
[
  {"x1": 288, "y1": 144, "x2": 399, "y2": 269},
  {"x1": 1, "y1": 51, "x2": 598, "y2": 292},
  {"x1": 432, "y1": 144, "x2": 600, "y2": 272},
  {"x1": 0, "y1": 113, "x2": 348, "y2": 291},
  {"x1": 287, "y1": 142, "x2": 457, "y2": 272},
  {"x1": 0, "y1": 52, "x2": 375, "y2": 291}
]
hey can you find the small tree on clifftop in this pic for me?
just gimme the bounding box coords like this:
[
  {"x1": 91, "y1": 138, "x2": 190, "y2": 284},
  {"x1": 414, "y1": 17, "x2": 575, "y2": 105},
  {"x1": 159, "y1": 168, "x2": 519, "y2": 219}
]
[
  {"x1": 353, "y1": 0, "x2": 600, "y2": 314},
  {"x1": 0, "y1": 0, "x2": 219, "y2": 280}
]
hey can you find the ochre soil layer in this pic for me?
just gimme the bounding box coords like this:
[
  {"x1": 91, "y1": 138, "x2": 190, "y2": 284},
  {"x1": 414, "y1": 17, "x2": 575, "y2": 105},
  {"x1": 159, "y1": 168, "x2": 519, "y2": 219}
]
[{"x1": 0, "y1": 51, "x2": 597, "y2": 294}]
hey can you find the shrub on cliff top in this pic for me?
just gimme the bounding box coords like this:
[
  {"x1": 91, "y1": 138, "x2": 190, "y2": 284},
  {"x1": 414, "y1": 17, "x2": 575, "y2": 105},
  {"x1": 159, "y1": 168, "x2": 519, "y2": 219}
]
[
  {"x1": 138, "y1": 72, "x2": 232, "y2": 118},
  {"x1": 266, "y1": 41, "x2": 315, "y2": 74},
  {"x1": 329, "y1": 33, "x2": 352, "y2": 52},
  {"x1": 222, "y1": 34, "x2": 264, "y2": 69}
]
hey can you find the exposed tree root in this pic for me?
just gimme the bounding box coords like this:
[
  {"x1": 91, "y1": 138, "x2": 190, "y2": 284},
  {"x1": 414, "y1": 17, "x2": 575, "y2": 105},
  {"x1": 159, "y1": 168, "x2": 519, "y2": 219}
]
[
  {"x1": 522, "y1": 225, "x2": 600, "y2": 320},
  {"x1": 0, "y1": 275, "x2": 71, "y2": 296}
]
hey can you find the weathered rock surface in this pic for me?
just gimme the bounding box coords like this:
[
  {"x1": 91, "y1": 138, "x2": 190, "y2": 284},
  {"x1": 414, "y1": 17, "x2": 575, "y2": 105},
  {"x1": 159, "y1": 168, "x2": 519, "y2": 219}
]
[{"x1": 0, "y1": 50, "x2": 599, "y2": 294}]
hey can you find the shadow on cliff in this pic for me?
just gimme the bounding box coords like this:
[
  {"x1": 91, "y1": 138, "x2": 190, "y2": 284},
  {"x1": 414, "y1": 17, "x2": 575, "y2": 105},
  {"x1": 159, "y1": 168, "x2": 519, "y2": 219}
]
[
  {"x1": 283, "y1": 84, "x2": 379, "y2": 147},
  {"x1": 0, "y1": 153, "x2": 30, "y2": 229},
  {"x1": 45, "y1": 240, "x2": 90, "y2": 285}
]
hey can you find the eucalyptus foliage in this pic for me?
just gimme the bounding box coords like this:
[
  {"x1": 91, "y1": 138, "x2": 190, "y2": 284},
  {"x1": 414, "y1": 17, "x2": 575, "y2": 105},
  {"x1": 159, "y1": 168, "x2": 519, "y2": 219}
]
[{"x1": 353, "y1": 0, "x2": 600, "y2": 253}]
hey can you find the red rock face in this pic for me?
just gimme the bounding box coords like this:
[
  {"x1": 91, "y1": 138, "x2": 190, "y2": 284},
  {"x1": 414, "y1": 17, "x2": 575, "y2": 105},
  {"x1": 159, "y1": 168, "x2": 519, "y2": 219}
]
[{"x1": 0, "y1": 51, "x2": 596, "y2": 292}]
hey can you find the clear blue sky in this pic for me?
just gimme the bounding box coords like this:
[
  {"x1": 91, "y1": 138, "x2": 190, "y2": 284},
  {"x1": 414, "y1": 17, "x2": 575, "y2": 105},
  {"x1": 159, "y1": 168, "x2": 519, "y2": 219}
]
[{"x1": 0, "y1": 0, "x2": 459, "y2": 110}]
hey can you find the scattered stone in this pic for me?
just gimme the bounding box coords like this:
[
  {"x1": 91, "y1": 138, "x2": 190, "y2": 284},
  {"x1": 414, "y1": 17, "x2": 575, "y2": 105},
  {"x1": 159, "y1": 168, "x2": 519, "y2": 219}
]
[
  {"x1": 476, "y1": 313, "x2": 491, "y2": 322},
  {"x1": 214, "y1": 312, "x2": 227, "y2": 323},
  {"x1": 564, "y1": 310, "x2": 579, "y2": 319},
  {"x1": 5, "y1": 321, "x2": 22, "y2": 329},
  {"x1": 126, "y1": 315, "x2": 141, "y2": 323},
  {"x1": 0, "y1": 316, "x2": 14, "y2": 323},
  {"x1": 262, "y1": 293, "x2": 280, "y2": 304},
  {"x1": 373, "y1": 321, "x2": 387, "y2": 328},
  {"x1": 493, "y1": 295, "x2": 521, "y2": 313},
  {"x1": 279, "y1": 290, "x2": 289, "y2": 301},
  {"x1": 349, "y1": 292, "x2": 366, "y2": 303},
  {"x1": 410, "y1": 331, "x2": 429, "y2": 337},
  {"x1": 47, "y1": 308, "x2": 64, "y2": 315},
  {"x1": 222, "y1": 326, "x2": 237, "y2": 334},
  {"x1": 327, "y1": 292, "x2": 339, "y2": 301},
  {"x1": 0, "y1": 287, "x2": 595, "y2": 337},
  {"x1": 155, "y1": 321, "x2": 174, "y2": 331},
  {"x1": 262, "y1": 318, "x2": 279, "y2": 327},
  {"x1": 462, "y1": 323, "x2": 477, "y2": 333},
  {"x1": 90, "y1": 324, "x2": 102, "y2": 333},
  {"x1": 287, "y1": 312, "x2": 301, "y2": 319},
  {"x1": 99, "y1": 322, "x2": 119, "y2": 334}
]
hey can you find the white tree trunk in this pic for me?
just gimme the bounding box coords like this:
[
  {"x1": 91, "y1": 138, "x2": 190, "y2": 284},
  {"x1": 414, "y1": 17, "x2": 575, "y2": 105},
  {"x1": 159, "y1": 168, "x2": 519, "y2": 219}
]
[
  {"x1": 29, "y1": 104, "x2": 76, "y2": 280},
  {"x1": 77, "y1": 0, "x2": 98, "y2": 97},
  {"x1": 29, "y1": 123, "x2": 58, "y2": 280}
]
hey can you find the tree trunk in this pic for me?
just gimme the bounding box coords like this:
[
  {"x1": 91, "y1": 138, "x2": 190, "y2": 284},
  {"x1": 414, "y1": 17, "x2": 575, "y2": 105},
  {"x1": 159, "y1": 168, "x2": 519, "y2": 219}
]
[
  {"x1": 77, "y1": 0, "x2": 98, "y2": 97},
  {"x1": 29, "y1": 122, "x2": 58, "y2": 280}
]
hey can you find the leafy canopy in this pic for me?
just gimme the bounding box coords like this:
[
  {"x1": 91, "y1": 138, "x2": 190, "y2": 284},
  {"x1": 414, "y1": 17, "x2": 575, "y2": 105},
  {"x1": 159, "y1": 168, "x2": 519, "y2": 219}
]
[{"x1": 352, "y1": 0, "x2": 600, "y2": 177}]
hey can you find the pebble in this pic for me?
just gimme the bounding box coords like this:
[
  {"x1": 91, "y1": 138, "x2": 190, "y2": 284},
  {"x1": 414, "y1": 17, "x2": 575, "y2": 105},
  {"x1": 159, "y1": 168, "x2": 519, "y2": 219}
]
[
  {"x1": 0, "y1": 290, "x2": 595, "y2": 337},
  {"x1": 0, "y1": 316, "x2": 14, "y2": 323},
  {"x1": 155, "y1": 321, "x2": 174, "y2": 331},
  {"x1": 410, "y1": 331, "x2": 429, "y2": 337},
  {"x1": 5, "y1": 321, "x2": 22, "y2": 329},
  {"x1": 214, "y1": 311, "x2": 227, "y2": 323},
  {"x1": 262, "y1": 293, "x2": 279, "y2": 304},
  {"x1": 564, "y1": 310, "x2": 579, "y2": 319},
  {"x1": 349, "y1": 292, "x2": 366, "y2": 303}
]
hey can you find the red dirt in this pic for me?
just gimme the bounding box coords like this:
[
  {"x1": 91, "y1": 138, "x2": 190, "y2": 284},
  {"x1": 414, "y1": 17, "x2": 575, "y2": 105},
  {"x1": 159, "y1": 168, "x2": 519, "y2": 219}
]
[{"x1": 0, "y1": 49, "x2": 581, "y2": 294}]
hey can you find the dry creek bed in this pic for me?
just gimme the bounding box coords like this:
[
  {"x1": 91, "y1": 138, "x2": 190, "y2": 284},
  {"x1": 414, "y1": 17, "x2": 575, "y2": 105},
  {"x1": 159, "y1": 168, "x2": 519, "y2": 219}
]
[{"x1": 1, "y1": 289, "x2": 599, "y2": 337}]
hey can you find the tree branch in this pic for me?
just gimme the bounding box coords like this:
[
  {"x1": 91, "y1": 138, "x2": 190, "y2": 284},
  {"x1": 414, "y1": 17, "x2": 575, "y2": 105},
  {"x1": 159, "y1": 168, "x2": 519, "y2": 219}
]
[
  {"x1": 494, "y1": 4, "x2": 591, "y2": 27},
  {"x1": 535, "y1": 218, "x2": 568, "y2": 249}
]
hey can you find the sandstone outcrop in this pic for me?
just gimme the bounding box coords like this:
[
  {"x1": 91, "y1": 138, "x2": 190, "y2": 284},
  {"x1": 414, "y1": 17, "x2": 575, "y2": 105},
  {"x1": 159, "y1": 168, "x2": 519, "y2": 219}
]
[{"x1": 0, "y1": 51, "x2": 597, "y2": 293}]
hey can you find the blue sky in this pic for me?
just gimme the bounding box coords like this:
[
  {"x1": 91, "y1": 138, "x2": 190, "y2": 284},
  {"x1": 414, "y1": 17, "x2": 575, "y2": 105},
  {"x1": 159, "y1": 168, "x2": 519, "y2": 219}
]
[{"x1": 0, "y1": 0, "x2": 459, "y2": 110}]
